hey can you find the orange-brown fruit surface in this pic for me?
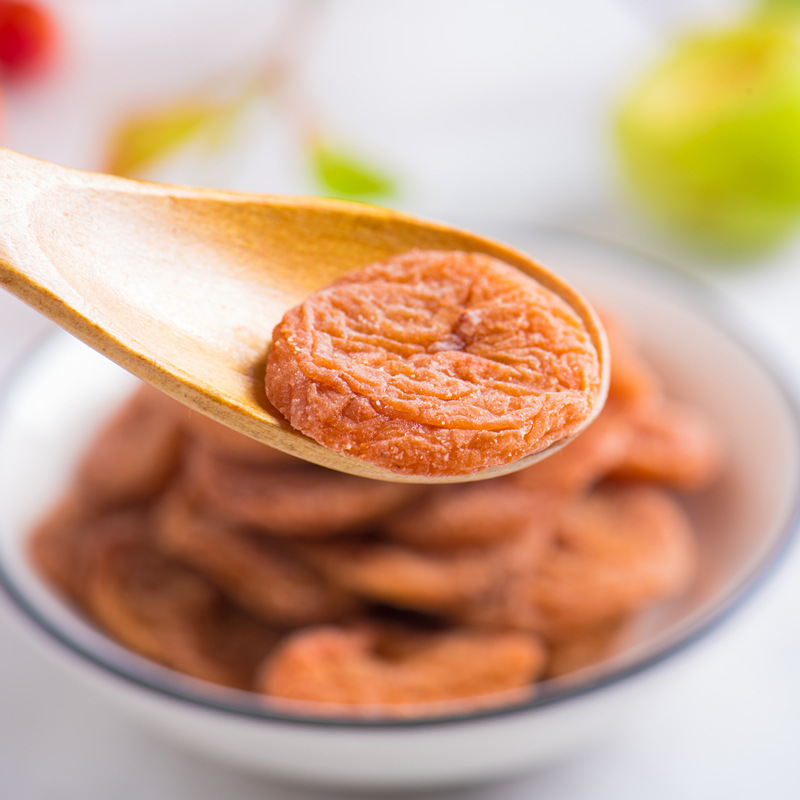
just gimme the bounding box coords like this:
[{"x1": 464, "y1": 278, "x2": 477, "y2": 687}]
[
  {"x1": 154, "y1": 487, "x2": 359, "y2": 626},
  {"x1": 258, "y1": 623, "x2": 544, "y2": 713},
  {"x1": 265, "y1": 249, "x2": 602, "y2": 476},
  {"x1": 82, "y1": 511, "x2": 278, "y2": 690},
  {"x1": 26, "y1": 303, "x2": 723, "y2": 715}
]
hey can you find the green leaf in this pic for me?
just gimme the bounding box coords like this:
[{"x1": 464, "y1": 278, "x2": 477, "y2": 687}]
[
  {"x1": 756, "y1": 0, "x2": 800, "y2": 26},
  {"x1": 759, "y1": 0, "x2": 800, "y2": 15},
  {"x1": 105, "y1": 101, "x2": 239, "y2": 177},
  {"x1": 309, "y1": 142, "x2": 396, "y2": 198}
]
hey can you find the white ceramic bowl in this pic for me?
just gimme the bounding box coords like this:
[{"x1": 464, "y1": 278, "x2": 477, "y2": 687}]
[{"x1": 0, "y1": 226, "x2": 798, "y2": 791}]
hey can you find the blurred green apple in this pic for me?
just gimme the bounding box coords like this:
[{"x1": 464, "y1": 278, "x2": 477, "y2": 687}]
[{"x1": 616, "y1": 9, "x2": 800, "y2": 254}]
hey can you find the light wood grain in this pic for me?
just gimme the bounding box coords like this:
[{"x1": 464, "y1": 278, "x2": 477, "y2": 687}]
[{"x1": 0, "y1": 148, "x2": 609, "y2": 483}]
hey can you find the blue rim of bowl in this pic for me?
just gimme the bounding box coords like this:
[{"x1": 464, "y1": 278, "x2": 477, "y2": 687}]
[{"x1": 1, "y1": 223, "x2": 799, "y2": 729}]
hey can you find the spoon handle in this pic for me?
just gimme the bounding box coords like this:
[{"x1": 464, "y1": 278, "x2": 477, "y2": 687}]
[
  {"x1": 0, "y1": 149, "x2": 91, "y2": 320},
  {"x1": 0, "y1": 149, "x2": 175, "y2": 393}
]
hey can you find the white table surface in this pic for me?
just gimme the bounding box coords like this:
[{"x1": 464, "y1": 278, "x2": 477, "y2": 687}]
[{"x1": 2, "y1": 1, "x2": 800, "y2": 797}]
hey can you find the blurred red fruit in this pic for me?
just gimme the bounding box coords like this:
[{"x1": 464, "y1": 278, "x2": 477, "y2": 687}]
[{"x1": 0, "y1": 1, "x2": 55, "y2": 79}]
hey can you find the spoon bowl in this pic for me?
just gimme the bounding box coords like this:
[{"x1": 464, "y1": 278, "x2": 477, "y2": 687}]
[{"x1": 0, "y1": 148, "x2": 608, "y2": 482}]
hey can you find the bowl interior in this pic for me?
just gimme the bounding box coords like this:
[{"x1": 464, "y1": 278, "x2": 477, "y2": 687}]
[{"x1": 0, "y1": 225, "x2": 798, "y2": 722}]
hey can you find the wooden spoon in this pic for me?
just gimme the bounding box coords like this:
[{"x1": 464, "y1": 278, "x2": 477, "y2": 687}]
[{"x1": 0, "y1": 148, "x2": 608, "y2": 483}]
